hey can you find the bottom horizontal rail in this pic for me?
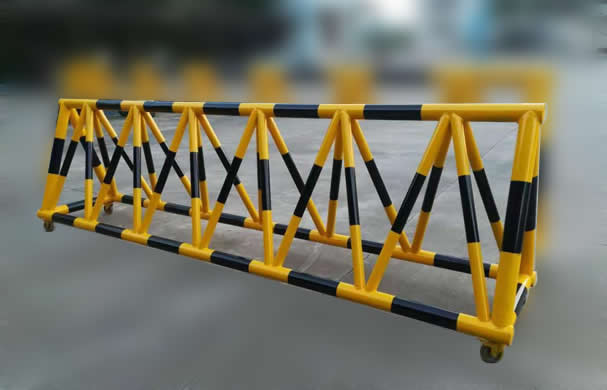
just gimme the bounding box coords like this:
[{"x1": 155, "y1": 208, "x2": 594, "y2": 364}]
[
  {"x1": 42, "y1": 205, "x2": 524, "y2": 345},
  {"x1": 81, "y1": 196, "x2": 498, "y2": 279}
]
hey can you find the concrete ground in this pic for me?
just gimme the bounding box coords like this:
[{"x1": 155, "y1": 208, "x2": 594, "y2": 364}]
[{"x1": 0, "y1": 62, "x2": 605, "y2": 389}]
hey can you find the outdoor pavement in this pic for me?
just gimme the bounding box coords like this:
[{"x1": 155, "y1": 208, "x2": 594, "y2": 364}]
[{"x1": 0, "y1": 62, "x2": 605, "y2": 389}]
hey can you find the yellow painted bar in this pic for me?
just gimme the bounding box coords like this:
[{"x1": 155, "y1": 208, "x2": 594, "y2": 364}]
[
  {"x1": 451, "y1": 114, "x2": 490, "y2": 321},
  {"x1": 341, "y1": 111, "x2": 366, "y2": 289},
  {"x1": 491, "y1": 111, "x2": 539, "y2": 328},
  {"x1": 519, "y1": 122, "x2": 541, "y2": 280},
  {"x1": 83, "y1": 105, "x2": 95, "y2": 220},
  {"x1": 257, "y1": 111, "x2": 274, "y2": 265},
  {"x1": 314, "y1": 113, "x2": 340, "y2": 166},
  {"x1": 141, "y1": 120, "x2": 158, "y2": 189},
  {"x1": 188, "y1": 109, "x2": 202, "y2": 246},
  {"x1": 416, "y1": 114, "x2": 450, "y2": 175},
  {"x1": 421, "y1": 103, "x2": 544, "y2": 123}
]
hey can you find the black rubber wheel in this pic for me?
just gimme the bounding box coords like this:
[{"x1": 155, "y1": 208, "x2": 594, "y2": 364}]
[
  {"x1": 43, "y1": 221, "x2": 55, "y2": 232},
  {"x1": 480, "y1": 345, "x2": 503, "y2": 363},
  {"x1": 104, "y1": 204, "x2": 114, "y2": 215}
]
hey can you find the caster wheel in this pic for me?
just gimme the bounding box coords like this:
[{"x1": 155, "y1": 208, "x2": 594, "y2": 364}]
[
  {"x1": 43, "y1": 221, "x2": 55, "y2": 232},
  {"x1": 480, "y1": 345, "x2": 503, "y2": 363},
  {"x1": 104, "y1": 204, "x2": 114, "y2": 215}
]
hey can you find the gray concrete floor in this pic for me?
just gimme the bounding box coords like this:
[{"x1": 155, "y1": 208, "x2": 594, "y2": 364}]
[{"x1": 0, "y1": 62, "x2": 606, "y2": 389}]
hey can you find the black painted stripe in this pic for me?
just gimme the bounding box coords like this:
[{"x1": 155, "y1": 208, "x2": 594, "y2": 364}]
[
  {"x1": 143, "y1": 101, "x2": 174, "y2": 112},
  {"x1": 163, "y1": 202, "x2": 191, "y2": 216},
  {"x1": 525, "y1": 176, "x2": 538, "y2": 231},
  {"x1": 421, "y1": 166, "x2": 443, "y2": 212},
  {"x1": 214, "y1": 147, "x2": 241, "y2": 185},
  {"x1": 154, "y1": 150, "x2": 176, "y2": 194},
  {"x1": 260, "y1": 159, "x2": 271, "y2": 211},
  {"x1": 391, "y1": 297, "x2": 458, "y2": 330},
  {"x1": 473, "y1": 169, "x2": 500, "y2": 223},
  {"x1": 434, "y1": 253, "x2": 491, "y2": 277},
  {"x1": 79, "y1": 137, "x2": 102, "y2": 168},
  {"x1": 120, "y1": 194, "x2": 145, "y2": 206},
  {"x1": 121, "y1": 194, "x2": 134, "y2": 205},
  {"x1": 66, "y1": 200, "x2": 85, "y2": 212},
  {"x1": 273, "y1": 104, "x2": 319, "y2": 118},
  {"x1": 361, "y1": 239, "x2": 383, "y2": 254},
  {"x1": 103, "y1": 145, "x2": 124, "y2": 184},
  {"x1": 365, "y1": 159, "x2": 392, "y2": 208},
  {"x1": 97, "y1": 136, "x2": 111, "y2": 167},
  {"x1": 133, "y1": 146, "x2": 141, "y2": 188},
  {"x1": 48, "y1": 138, "x2": 65, "y2": 174},
  {"x1": 218, "y1": 213, "x2": 246, "y2": 227},
  {"x1": 458, "y1": 175, "x2": 480, "y2": 243},
  {"x1": 85, "y1": 141, "x2": 93, "y2": 179},
  {"x1": 59, "y1": 140, "x2": 78, "y2": 177},
  {"x1": 392, "y1": 173, "x2": 426, "y2": 233},
  {"x1": 281, "y1": 152, "x2": 305, "y2": 192},
  {"x1": 52, "y1": 213, "x2": 76, "y2": 226},
  {"x1": 256, "y1": 154, "x2": 262, "y2": 190},
  {"x1": 294, "y1": 164, "x2": 323, "y2": 218},
  {"x1": 142, "y1": 141, "x2": 155, "y2": 174},
  {"x1": 344, "y1": 167, "x2": 360, "y2": 226},
  {"x1": 502, "y1": 181, "x2": 531, "y2": 254},
  {"x1": 148, "y1": 235, "x2": 182, "y2": 253},
  {"x1": 294, "y1": 227, "x2": 312, "y2": 240},
  {"x1": 514, "y1": 284, "x2": 529, "y2": 316},
  {"x1": 96, "y1": 99, "x2": 122, "y2": 110},
  {"x1": 288, "y1": 271, "x2": 338, "y2": 296},
  {"x1": 160, "y1": 142, "x2": 185, "y2": 178},
  {"x1": 217, "y1": 157, "x2": 243, "y2": 204},
  {"x1": 363, "y1": 105, "x2": 422, "y2": 120},
  {"x1": 329, "y1": 159, "x2": 342, "y2": 201},
  {"x1": 110, "y1": 137, "x2": 135, "y2": 171},
  {"x1": 203, "y1": 102, "x2": 240, "y2": 116},
  {"x1": 190, "y1": 152, "x2": 200, "y2": 198},
  {"x1": 95, "y1": 223, "x2": 125, "y2": 238},
  {"x1": 197, "y1": 146, "x2": 206, "y2": 181},
  {"x1": 210, "y1": 250, "x2": 251, "y2": 272}
]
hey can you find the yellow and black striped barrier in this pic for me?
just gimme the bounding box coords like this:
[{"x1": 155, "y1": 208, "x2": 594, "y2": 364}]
[{"x1": 38, "y1": 99, "x2": 544, "y2": 363}]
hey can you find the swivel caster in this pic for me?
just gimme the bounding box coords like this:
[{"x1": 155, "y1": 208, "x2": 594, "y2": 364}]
[
  {"x1": 480, "y1": 344, "x2": 503, "y2": 363},
  {"x1": 43, "y1": 221, "x2": 55, "y2": 232},
  {"x1": 103, "y1": 204, "x2": 114, "y2": 215}
]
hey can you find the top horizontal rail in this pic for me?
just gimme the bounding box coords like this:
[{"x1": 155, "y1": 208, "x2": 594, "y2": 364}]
[{"x1": 58, "y1": 99, "x2": 545, "y2": 123}]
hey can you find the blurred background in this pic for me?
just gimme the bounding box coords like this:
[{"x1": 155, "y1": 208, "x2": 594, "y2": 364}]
[{"x1": 1, "y1": 0, "x2": 606, "y2": 388}]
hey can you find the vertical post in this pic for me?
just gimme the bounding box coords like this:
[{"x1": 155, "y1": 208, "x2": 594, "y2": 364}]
[
  {"x1": 491, "y1": 111, "x2": 539, "y2": 328},
  {"x1": 451, "y1": 114, "x2": 490, "y2": 321},
  {"x1": 188, "y1": 108, "x2": 202, "y2": 246},
  {"x1": 340, "y1": 111, "x2": 366, "y2": 289},
  {"x1": 83, "y1": 104, "x2": 94, "y2": 220},
  {"x1": 41, "y1": 104, "x2": 71, "y2": 211},
  {"x1": 519, "y1": 120, "x2": 541, "y2": 280},
  {"x1": 132, "y1": 108, "x2": 142, "y2": 232},
  {"x1": 257, "y1": 111, "x2": 274, "y2": 265}
]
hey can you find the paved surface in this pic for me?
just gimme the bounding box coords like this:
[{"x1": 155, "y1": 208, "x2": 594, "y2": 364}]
[{"x1": 0, "y1": 63, "x2": 605, "y2": 389}]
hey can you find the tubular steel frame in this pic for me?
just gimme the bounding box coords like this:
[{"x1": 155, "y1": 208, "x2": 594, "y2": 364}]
[{"x1": 38, "y1": 99, "x2": 543, "y2": 362}]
